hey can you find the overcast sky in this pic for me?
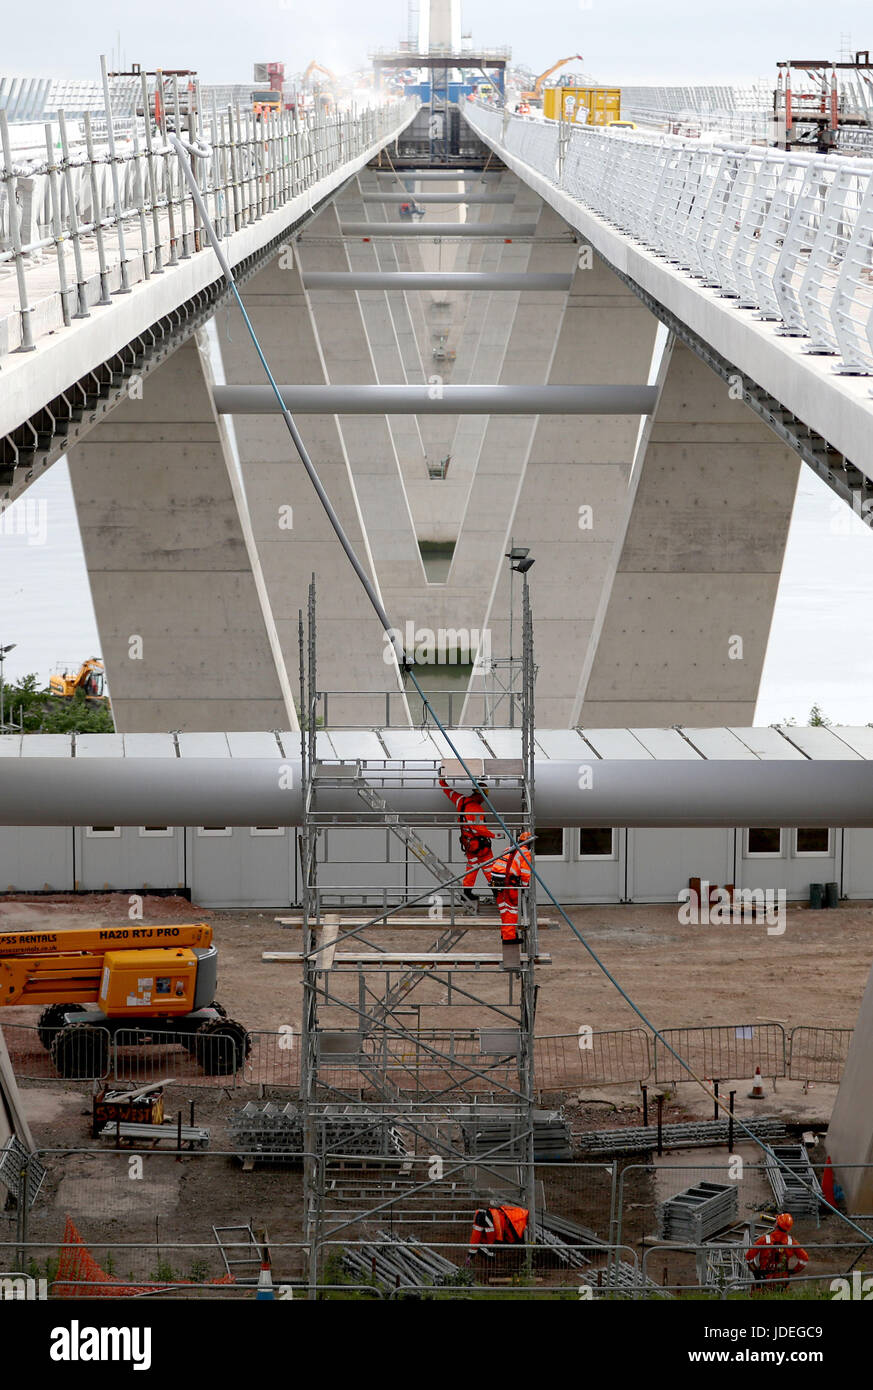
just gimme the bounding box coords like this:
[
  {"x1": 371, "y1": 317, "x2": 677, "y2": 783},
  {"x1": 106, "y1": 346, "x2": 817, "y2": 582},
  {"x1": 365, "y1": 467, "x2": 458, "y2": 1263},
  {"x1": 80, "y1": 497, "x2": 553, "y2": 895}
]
[{"x1": 3, "y1": 0, "x2": 872, "y2": 86}]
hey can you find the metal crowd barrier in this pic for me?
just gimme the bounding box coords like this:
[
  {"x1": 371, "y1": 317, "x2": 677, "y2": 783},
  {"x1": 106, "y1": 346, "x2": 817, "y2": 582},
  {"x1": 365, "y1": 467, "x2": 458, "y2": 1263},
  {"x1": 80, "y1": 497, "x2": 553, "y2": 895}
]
[
  {"x1": 652, "y1": 1024, "x2": 787, "y2": 1086},
  {"x1": 3, "y1": 1019, "x2": 858, "y2": 1089}
]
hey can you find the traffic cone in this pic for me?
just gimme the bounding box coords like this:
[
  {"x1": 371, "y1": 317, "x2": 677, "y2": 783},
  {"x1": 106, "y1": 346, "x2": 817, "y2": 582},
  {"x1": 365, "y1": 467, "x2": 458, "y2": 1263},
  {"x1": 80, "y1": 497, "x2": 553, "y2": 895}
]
[
  {"x1": 256, "y1": 1253, "x2": 275, "y2": 1300},
  {"x1": 748, "y1": 1066, "x2": 766, "y2": 1099},
  {"x1": 822, "y1": 1156, "x2": 836, "y2": 1206}
]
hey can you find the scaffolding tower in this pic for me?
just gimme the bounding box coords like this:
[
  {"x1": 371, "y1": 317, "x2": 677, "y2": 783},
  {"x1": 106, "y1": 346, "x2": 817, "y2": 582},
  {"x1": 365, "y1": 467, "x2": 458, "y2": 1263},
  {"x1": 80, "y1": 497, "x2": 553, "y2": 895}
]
[{"x1": 292, "y1": 578, "x2": 542, "y2": 1289}]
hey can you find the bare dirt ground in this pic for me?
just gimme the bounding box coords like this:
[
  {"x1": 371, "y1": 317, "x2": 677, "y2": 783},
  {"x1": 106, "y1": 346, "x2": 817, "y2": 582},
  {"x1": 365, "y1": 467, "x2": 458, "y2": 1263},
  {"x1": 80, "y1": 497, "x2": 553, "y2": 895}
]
[
  {"x1": 5, "y1": 891, "x2": 867, "y2": 1034},
  {"x1": 3, "y1": 893, "x2": 869, "y2": 1288}
]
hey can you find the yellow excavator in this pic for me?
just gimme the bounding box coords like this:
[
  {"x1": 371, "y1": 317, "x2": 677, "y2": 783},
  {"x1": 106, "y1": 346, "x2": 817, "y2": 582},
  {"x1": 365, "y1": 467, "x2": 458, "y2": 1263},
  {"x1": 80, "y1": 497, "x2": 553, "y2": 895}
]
[
  {"x1": 0, "y1": 922, "x2": 250, "y2": 1077},
  {"x1": 521, "y1": 55, "x2": 585, "y2": 104},
  {"x1": 302, "y1": 60, "x2": 338, "y2": 114},
  {"x1": 49, "y1": 657, "x2": 109, "y2": 708}
]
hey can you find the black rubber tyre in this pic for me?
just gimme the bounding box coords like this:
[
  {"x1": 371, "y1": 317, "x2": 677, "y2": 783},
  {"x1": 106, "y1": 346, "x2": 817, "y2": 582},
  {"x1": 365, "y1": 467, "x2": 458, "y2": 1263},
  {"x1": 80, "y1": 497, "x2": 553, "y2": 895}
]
[
  {"x1": 209, "y1": 1001, "x2": 228, "y2": 1018},
  {"x1": 37, "y1": 1003, "x2": 79, "y2": 1050},
  {"x1": 50, "y1": 1025, "x2": 109, "y2": 1080},
  {"x1": 193, "y1": 1018, "x2": 251, "y2": 1076}
]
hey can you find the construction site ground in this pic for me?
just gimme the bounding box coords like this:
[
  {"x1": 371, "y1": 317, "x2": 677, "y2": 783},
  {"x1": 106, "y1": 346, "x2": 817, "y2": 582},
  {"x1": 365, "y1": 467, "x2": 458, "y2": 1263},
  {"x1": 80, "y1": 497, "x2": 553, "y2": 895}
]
[{"x1": 3, "y1": 893, "x2": 869, "y2": 1292}]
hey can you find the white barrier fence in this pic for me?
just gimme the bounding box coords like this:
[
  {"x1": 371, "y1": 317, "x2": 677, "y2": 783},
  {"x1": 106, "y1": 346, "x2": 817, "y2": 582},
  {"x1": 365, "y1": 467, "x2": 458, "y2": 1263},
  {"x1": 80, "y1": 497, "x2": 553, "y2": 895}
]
[
  {"x1": 0, "y1": 95, "x2": 417, "y2": 352},
  {"x1": 467, "y1": 104, "x2": 873, "y2": 375}
]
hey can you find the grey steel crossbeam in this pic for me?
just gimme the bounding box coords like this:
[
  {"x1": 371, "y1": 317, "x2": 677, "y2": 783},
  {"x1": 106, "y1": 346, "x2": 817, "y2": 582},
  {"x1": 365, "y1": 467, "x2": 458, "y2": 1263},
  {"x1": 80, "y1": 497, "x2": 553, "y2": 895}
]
[
  {"x1": 373, "y1": 170, "x2": 497, "y2": 179},
  {"x1": 338, "y1": 221, "x2": 539, "y2": 237},
  {"x1": 302, "y1": 272, "x2": 573, "y2": 291},
  {"x1": 360, "y1": 193, "x2": 515, "y2": 203},
  {"x1": 211, "y1": 385, "x2": 659, "y2": 416}
]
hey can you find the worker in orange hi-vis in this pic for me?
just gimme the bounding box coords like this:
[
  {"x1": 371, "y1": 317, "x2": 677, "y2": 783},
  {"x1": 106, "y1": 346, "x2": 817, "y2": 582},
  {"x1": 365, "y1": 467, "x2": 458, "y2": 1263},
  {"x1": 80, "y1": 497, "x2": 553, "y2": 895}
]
[
  {"x1": 489, "y1": 832, "x2": 534, "y2": 944},
  {"x1": 467, "y1": 1204, "x2": 529, "y2": 1260},
  {"x1": 438, "y1": 773, "x2": 496, "y2": 906},
  {"x1": 745, "y1": 1213, "x2": 809, "y2": 1289}
]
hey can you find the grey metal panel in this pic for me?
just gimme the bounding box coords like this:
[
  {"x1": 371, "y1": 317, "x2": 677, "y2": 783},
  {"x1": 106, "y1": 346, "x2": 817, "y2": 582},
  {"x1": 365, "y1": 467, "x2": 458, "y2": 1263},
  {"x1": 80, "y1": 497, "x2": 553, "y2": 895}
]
[
  {"x1": 0, "y1": 737, "x2": 21, "y2": 758},
  {"x1": 630, "y1": 729, "x2": 703, "y2": 760},
  {"x1": 729, "y1": 727, "x2": 807, "y2": 760},
  {"x1": 74, "y1": 826, "x2": 185, "y2": 892},
  {"x1": 777, "y1": 726, "x2": 862, "y2": 760},
  {"x1": 580, "y1": 729, "x2": 652, "y2": 759},
  {"x1": 378, "y1": 729, "x2": 443, "y2": 759},
  {"x1": 18, "y1": 734, "x2": 72, "y2": 758},
  {"x1": 842, "y1": 828, "x2": 873, "y2": 898},
  {"x1": 213, "y1": 384, "x2": 660, "y2": 416},
  {"x1": 314, "y1": 732, "x2": 338, "y2": 759},
  {"x1": 629, "y1": 827, "x2": 733, "y2": 902},
  {"x1": 75, "y1": 734, "x2": 125, "y2": 758},
  {"x1": 734, "y1": 834, "x2": 836, "y2": 901},
  {"x1": 226, "y1": 732, "x2": 285, "y2": 757},
  {"x1": 122, "y1": 733, "x2": 178, "y2": 758},
  {"x1": 534, "y1": 730, "x2": 587, "y2": 759},
  {"x1": 830, "y1": 727, "x2": 873, "y2": 759},
  {"x1": 185, "y1": 827, "x2": 292, "y2": 909},
  {"x1": 539, "y1": 838, "x2": 624, "y2": 905},
  {"x1": 0, "y1": 826, "x2": 73, "y2": 892},
  {"x1": 477, "y1": 729, "x2": 523, "y2": 758},
  {"x1": 679, "y1": 728, "x2": 758, "y2": 760},
  {"x1": 427, "y1": 729, "x2": 493, "y2": 760},
  {"x1": 176, "y1": 732, "x2": 231, "y2": 757},
  {"x1": 327, "y1": 730, "x2": 388, "y2": 759}
]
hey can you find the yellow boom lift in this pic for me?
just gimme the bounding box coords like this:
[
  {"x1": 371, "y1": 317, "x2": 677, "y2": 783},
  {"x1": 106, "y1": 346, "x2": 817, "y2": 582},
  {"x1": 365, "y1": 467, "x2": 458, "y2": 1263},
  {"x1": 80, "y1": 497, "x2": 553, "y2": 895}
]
[{"x1": 0, "y1": 922, "x2": 249, "y2": 1078}]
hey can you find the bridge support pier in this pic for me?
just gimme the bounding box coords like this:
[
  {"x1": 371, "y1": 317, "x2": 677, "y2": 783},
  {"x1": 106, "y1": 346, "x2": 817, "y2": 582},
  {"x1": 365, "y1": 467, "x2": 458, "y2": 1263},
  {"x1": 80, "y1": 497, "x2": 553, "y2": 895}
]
[
  {"x1": 827, "y1": 961, "x2": 873, "y2": 1213},
  {"x1": 217, "y1": 237, "x2": 407, "y2": 726},
  {"x1": 578, "y1": 337, "x2": 800, "y2": 726},
  {"x1": 469, "y1": 248, "x2": 660, "y2": 726},
  {"x1": 67, "y1": 333, "x2": 291, "y2": 732}
]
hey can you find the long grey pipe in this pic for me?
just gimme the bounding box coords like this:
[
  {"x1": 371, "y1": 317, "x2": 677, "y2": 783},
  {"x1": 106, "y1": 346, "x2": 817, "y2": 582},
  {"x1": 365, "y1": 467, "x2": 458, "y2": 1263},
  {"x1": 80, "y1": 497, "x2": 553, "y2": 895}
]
[
  {"x1": 302, "y1": 272, "x2": 573, "y2": 290},
  {"x1": 338, "y1": 222, "x2": 539, "y2": 236},
  {"x1": 212, "y1": 385, "x2": 660, "y2": 416},
  {"x1": 1, "y1": 758, "x2": 872, "y2": 828}
]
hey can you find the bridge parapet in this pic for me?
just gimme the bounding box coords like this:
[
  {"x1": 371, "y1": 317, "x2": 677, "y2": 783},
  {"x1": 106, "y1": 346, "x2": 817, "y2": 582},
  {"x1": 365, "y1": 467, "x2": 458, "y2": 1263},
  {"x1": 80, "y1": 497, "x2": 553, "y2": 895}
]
[
  {"x1": 0, "y1": 97, "x2": 417, "y2": 359},
  {"x1": 467, "y1": 104, "x2": 873, "y2": 376}
]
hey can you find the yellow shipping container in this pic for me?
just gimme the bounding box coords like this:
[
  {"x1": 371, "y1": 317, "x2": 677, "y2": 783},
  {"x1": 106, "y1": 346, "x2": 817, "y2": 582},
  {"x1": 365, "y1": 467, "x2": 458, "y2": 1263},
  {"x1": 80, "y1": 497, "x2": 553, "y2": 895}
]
[{"x1": 542, "y1": 86, "x2": 621, "y2": 125}]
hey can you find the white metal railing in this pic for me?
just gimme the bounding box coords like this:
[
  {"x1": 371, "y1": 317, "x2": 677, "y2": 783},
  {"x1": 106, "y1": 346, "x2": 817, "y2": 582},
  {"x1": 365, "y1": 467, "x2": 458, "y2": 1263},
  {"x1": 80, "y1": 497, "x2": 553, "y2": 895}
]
[
  {"x1": 0, "y1": 92, "x2": 418, "y2": 353},
  {"x1": 467, "y1": 103, "x2": 873, "y2": 375}
]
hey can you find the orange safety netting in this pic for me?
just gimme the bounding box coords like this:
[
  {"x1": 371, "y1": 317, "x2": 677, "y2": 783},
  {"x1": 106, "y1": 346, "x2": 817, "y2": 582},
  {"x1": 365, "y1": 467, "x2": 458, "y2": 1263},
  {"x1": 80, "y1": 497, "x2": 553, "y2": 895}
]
[{"x1": 55, "y1": 1216, "x2": 236, "y2": 1297}]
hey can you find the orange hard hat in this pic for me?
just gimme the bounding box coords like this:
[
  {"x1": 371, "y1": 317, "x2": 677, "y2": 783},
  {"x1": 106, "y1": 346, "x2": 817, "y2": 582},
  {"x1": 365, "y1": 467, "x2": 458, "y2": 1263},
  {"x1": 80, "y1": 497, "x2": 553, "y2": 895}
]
[{"x1": 775, "y1": 1212, "x2": 794, "y2": 1231}]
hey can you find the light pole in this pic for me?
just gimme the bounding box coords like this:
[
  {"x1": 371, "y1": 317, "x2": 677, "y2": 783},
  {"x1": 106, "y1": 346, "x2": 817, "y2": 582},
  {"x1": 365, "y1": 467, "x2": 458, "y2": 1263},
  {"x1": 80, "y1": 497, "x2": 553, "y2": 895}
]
[
  {"x1": 504, "y1": 548, "x2": 534, "y2": 726},
  {"x1": 0, "y1": 643, "x2": 16, "y2": 732}
]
